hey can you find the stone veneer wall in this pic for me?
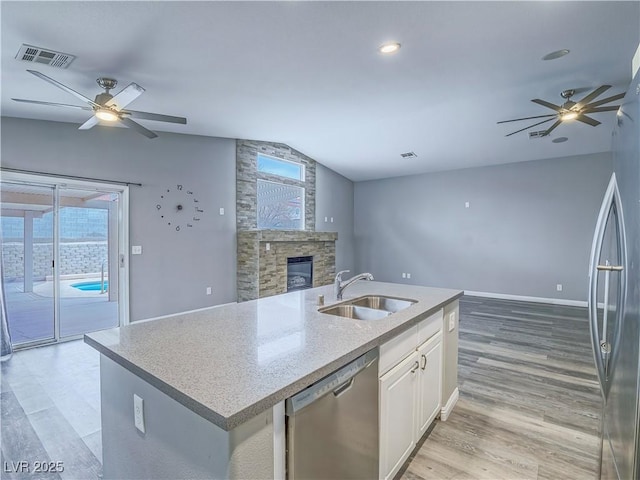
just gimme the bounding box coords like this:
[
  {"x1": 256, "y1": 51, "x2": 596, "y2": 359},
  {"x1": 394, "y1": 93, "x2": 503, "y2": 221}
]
[
  {"x1": 237, "y1": 231, "x2": 337, "y2": 302},
  {"x1": 236, "y1": 140, "x2": 316, "y2": 231}
]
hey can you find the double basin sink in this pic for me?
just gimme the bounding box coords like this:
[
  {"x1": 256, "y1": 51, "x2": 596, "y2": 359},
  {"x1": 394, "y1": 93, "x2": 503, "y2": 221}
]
[{"x1": 319, "y1": 295, "x2": 417, "y2": 320}]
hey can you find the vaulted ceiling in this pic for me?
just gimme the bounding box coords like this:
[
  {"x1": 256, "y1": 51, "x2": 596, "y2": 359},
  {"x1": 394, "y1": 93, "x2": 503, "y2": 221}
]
[{"x1": 2, "y1": 1, "x2": 639, "y2": 181}]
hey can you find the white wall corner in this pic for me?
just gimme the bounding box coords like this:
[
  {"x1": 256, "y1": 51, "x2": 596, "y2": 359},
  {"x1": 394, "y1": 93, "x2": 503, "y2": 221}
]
[{"x1": 440, "y1": 387, "x2": 459, "y2": 421}]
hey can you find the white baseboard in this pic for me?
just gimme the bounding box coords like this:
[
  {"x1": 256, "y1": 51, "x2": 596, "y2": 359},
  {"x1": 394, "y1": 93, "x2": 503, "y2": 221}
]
[
  {"x1": 463, "y1": 290, "x2": 587, "y2": 308},
  {"x1": 136, "y1": 301, "x2": 237, "y2": 323},
  {"x1": 441, "y1": 387, "x2": 459, "y2": 421}
]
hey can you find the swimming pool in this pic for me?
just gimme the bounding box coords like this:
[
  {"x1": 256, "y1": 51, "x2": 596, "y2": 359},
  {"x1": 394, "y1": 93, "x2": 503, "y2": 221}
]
[{"x1": 71, "y1": 281, "x2": 109, "y2": 291}]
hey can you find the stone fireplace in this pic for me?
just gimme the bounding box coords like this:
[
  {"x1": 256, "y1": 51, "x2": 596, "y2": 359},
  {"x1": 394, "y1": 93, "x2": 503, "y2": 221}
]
[{"x1": 237, "y1": 230, "x2": 337, "y2": 302}]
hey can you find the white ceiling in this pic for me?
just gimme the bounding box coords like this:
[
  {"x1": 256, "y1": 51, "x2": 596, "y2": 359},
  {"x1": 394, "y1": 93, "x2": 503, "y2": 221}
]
[{"x1": 2, "y1": 1, "x2": 639, "y2": 181}]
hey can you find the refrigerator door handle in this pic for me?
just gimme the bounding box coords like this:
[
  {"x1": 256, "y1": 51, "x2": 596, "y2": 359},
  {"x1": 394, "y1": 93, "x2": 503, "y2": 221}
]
[{"x1": 588, "y1": 172, "x2": 628, "y2": 398}]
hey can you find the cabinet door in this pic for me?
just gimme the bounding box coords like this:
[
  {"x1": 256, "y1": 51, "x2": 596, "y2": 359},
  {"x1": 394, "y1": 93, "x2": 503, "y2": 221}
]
[
  {"x1": 379, "y1": 352, "x2": 419, "y2": 480},
  {"x1": 416, "y1": 335, "x2": 442, "y2": 438}
]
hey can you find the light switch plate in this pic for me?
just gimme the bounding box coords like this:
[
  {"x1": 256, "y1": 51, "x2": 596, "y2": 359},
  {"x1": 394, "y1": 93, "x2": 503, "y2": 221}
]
[
  {"x1": 219, "y1": 207, "x2": 225, "y2": 215},
  {"x1": 134, "y1": 394, "x2": 145, "y2": 433},
  {"x1": 131, "y1": 245, "x2": 142, "y2": 255}
]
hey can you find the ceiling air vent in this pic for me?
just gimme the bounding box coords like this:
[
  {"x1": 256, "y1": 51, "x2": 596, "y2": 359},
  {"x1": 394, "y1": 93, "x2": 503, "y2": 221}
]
[
  {"x1": 529, "y1": 131, "x2": 548, "y2": 139},
  {"x1": 400, "y1": 152, "x2": 418, "y2": 158},
  {"x1": 15, "y1": 44, "x2": 76, "y2": 69}
]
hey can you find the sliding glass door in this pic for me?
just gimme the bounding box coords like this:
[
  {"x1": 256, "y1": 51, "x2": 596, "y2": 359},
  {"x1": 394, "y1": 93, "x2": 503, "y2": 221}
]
[
  {"x1": 1, "y1": 182, "x2": 55, "y2": 345},
  {"x1": 58, "y1": 187, "x2": 120, "y2": 338},
  {"x1": 0, "y1": 176, "x2": 127, "y2": 348}
]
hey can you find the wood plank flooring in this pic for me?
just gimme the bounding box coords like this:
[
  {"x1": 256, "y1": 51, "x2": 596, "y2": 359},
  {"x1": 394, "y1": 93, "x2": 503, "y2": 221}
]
[
  {"x1": 0, "y1": 340, "x2": 102, "y2": 480},
  {"x1": 399, "y1": 296, "x2": 602, "y2": 480},
  {"x1": 1, "y1": 296, "x2": 601, "y2": 480}
]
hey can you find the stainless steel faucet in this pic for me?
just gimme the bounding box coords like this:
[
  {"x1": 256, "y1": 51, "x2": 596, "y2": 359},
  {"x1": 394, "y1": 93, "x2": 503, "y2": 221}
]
[{"x1": 334, "y1": 270, "x2": 374, "y2": 300}]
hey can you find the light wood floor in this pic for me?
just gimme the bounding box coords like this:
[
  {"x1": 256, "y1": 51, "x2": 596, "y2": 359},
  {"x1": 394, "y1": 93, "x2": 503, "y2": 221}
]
[
  {"x1": 1, "y1": 297, "x2": 601, "y2": 480},
  {"x1": 399, "y1": 296, "x2": 602, "y2": 480},
  {"x1": 1, "y1": 340, "x2": 102, "y2": 480}
]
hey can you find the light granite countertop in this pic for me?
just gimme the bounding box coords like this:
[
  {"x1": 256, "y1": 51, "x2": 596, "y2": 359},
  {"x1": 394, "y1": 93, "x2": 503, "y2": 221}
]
[{"x1": 85, "y1": 281, "x2": 463, "y2": 431}]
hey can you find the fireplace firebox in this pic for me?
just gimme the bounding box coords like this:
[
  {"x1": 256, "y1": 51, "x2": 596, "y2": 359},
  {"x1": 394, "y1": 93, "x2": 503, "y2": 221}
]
[{"x1": 287, "y1": 256, "x2": 313, "y2": 292}]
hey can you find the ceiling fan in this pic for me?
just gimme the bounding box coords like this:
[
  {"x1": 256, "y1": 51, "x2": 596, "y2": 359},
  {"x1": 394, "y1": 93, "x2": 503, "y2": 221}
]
[
  {"x1": 498, "y1": 86, "x2": 624, "y2": 137},
  {"x1": 12, "y1": 69, "x2": 187, "y2": 139}
]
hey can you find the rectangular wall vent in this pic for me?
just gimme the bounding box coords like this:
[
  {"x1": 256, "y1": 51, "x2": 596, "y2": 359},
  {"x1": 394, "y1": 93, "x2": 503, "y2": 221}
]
[
  {"x1": 15, "y1": 44, "x2": 76, "y2": 69},
  {"x1": 529, "y1": 131, "x2": 548, "y2": 139},
  {"x1": 400, "y1": 151, "x2": 418, "y2": 158}
]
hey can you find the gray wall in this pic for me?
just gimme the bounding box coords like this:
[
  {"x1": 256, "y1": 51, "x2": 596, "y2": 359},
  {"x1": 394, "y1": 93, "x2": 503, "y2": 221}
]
[
  {"x1": 315, "y1": 163, "x2": 355, "y2": 273},
  {"x1": 354, "y1": 152, "x2": 613, "y2": 302},
  {"x1": 1, "y1": 117, "x2": 237, "y2": 320}
]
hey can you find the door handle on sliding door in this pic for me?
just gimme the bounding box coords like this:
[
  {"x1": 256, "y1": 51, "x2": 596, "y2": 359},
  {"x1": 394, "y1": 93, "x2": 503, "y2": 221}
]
[{"x1": 596, "y1": 265, "x2": 624, "y2": 272}]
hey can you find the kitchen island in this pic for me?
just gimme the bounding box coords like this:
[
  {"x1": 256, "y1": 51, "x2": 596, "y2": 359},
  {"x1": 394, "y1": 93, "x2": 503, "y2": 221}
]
[{"x1": 85, "y1": 281, "x2": 462, "y2": 479}]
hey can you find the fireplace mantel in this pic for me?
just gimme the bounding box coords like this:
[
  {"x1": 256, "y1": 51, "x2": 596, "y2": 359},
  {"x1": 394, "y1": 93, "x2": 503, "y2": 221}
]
[{"x1": 237, "y1": 230, "x2": 338, "y2": 302}]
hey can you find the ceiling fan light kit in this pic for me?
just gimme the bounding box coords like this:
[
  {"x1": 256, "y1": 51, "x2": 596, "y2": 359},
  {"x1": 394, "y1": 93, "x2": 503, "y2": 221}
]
[
  {"x1": 498, "y1": 85, "x2": 623, "y2": 137},
  {"x1": 12, "y1": 69, "x2": 187, "y2": 139},
  {"x1": 95, "y1": 108, "x2": 119, "y2": 122}
]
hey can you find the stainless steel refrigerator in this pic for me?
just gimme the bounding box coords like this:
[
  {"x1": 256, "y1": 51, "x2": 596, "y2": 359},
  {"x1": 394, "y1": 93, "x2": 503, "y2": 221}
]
[{"x1": 587, "y1": 52, "x2": 640, "y2": 479}]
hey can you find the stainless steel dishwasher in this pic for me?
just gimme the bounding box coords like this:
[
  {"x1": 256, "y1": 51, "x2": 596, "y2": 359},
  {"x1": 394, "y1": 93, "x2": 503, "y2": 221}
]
[{"x1": 285, "y1": 349, "x2": 379, "y2": 479}]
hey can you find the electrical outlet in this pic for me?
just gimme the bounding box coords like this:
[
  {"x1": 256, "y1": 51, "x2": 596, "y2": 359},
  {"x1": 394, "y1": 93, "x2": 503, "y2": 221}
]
[
  {"x1": 206, "y1": 287, "x2": 212, "y2": 295},
  {"x1": 219, "y1": 207, "x2": 225, "y2": 215},
  {"x1": 131, "y1": 245, "x2": 142, "y2": 255},
  {"x1": 557, "y1": 284, "x2": 563, "y2": 292},
  {"x1": 406, "y1": 273, "x2": 411, "y2": 279},
  {"x1": 134, "y1": 394, "x2": 145, "y2": 433},
  {"x1": 465, "y1": 202, "x2": 470, "y2": 208},
  {"x1": 448, "y1": 312, "x2": 456, "y2": 332},
  {"x1": 402, "y1": 273, "x2": 406, "y2": 278},
  {"x1": 266, "y1": 243, "x2": 270, "y2": 251}
]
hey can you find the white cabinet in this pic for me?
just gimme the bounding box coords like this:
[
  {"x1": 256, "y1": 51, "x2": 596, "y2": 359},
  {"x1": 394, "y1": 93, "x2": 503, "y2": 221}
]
[
  {"x1": 378, "y1": 310, "x2": 444, "y2": 480},
  {"x1": 416, "y1": 334, "x2": 442, "y2": 438},
  {"x1": 379, "y1": 352, "x2": 420, "y2": 480}
]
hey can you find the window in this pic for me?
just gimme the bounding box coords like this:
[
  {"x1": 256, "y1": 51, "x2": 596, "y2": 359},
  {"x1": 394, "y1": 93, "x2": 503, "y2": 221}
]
[
  {"x1": 257, "y1": 154, "x2": 304, "y2": 181},
  {"x1": 257, "y1": 180, "x2": 304, "y2": 230}
]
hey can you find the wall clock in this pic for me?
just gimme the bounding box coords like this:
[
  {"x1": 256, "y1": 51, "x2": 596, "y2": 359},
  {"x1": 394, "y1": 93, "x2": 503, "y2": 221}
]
[{"x1": 156, "y1": 184, "x2": 204, "y2": 231}]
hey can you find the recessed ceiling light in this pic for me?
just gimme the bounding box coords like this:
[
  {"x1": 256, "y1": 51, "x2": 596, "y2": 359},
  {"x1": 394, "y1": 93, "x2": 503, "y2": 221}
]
[
  {"x1": 542, "y1": 49, "x2": 570, "y2": 61},
  {"x1": 552, "y1": 137, "x2": 569, "y2": 143},
  {"x1": 379, "y1": 42, "x2": 401, "y2": 54}
]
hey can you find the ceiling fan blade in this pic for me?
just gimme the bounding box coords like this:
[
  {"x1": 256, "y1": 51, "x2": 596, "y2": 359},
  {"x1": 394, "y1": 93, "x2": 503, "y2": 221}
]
[
  {"x1": 583, "y1": 93, "x2": 625, "y2": 109},
  {"x1": 543, "y1": 119, "x2": 563, "y2": 136},
  {"x1": 574, "y1": 85, "x2": 611, "y2": 109},
  {"x1": 505, "y1": 118, "x2": 555, "y2": 137},
  {"x1": 583, "y1": 106, "x2": 621, "y2": 113},
  {"x1": 497, "y1": 113, "x2": 557, "y2": 124},
  {"x1": 531, "y1": 99, "x2": 563, "y2": 112},
  {"x1": 78, "y1": 116, "x2": 100, "y2": 130},
  {"x1": 120, "y1": 117, "x2": 158, "y2": 139},
  {"x1": 27, "y1": 69, "x2": 99, "y2": 108},
  {"x1": 12, "y1": 98, "x2": 93, "y2": 111},
  {"x1": 123, "y1": 110, "x2": 187, "y2": 124},
  {"x1": 576, "y1": 114, "x2": 601, "y2": 127},
  {"x1": 105, "y1": 83, "x2": 145, "y2": 110}
]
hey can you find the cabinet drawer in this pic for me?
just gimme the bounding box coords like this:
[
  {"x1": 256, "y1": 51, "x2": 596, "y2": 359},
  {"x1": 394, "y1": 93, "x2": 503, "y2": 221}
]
[
  {"x1": 417, "y1": 310, "x2": 443, "y2": 346},
  {"x1": 379, "y1": 325, "x2": 418, "y2": 376}
]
